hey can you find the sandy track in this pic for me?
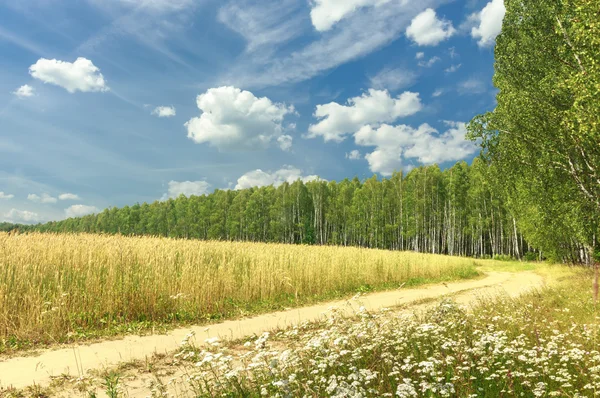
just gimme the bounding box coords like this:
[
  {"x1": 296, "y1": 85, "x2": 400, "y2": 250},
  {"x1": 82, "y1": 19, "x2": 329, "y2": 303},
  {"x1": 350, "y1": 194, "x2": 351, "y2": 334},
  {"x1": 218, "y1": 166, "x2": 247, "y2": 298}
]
[{"x1": 0, "y1": 271, "x2": 543, "y2": 390}]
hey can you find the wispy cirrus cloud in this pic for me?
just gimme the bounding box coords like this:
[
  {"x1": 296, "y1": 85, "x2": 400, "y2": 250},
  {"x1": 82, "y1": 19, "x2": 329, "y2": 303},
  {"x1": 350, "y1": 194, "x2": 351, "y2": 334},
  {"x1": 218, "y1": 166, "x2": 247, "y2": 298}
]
[
  {"x1": 218, "y1": 0, "x2": 445, "y2": 88},
  {"x1": 369, "y1": 67, "x2": 418, "y2": 91},
  {"x1": 218, "y1": 0, "x2": 307, "y2": 53}
]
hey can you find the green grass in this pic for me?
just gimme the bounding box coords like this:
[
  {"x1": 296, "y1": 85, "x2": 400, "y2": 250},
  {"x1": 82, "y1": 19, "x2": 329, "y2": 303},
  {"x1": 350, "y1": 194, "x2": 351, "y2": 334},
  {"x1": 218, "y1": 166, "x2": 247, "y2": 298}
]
[
  {"x1": 161, "y1": 265, "x2": 599, "y2": 397},
  {"x1": 473, "y1": 258, "x2": 541, "y2": 272}
]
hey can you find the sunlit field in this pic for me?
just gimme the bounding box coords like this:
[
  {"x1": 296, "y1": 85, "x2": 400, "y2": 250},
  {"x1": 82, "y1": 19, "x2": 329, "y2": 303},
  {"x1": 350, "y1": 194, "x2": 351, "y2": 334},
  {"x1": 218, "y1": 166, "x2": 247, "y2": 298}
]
[
  {"x1": 143, "y1": 267, "x2": 599, "y2": 397},
  {"x1": 0, "y1": 232, "x2": 481, "y2": 352}
]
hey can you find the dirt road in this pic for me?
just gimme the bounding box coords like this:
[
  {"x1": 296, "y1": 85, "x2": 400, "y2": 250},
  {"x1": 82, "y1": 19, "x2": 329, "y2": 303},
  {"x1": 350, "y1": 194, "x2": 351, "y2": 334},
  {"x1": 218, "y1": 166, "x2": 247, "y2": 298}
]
[{"x1": 0, "y1": 271, "x2": 543, "y2": 391}]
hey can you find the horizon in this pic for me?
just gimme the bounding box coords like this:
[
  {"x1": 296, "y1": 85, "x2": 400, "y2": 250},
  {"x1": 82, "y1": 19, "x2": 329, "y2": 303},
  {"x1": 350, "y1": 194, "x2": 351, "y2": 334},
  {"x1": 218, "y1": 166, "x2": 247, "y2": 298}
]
[{"x1": 0, "y1": 0, "x2": 504, "y2": 224}]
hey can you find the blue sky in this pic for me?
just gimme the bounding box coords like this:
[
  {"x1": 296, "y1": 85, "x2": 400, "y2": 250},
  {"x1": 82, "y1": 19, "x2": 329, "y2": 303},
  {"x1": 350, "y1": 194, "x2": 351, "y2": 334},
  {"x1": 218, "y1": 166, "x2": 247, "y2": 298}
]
[{"x1": 0, "y1": 0, "x2": 505, "y2": 223}]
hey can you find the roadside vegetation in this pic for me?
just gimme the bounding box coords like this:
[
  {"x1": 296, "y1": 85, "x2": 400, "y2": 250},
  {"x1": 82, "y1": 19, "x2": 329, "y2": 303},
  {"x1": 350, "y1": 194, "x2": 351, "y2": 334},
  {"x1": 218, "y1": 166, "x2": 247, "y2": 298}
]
[
  {"x1": 0, "y1": 0, "x2": 598, "y2": 395},
  {"x1": 8, "y1": 265, "x2": 595, "y2": 398},
  {"x1": 166, "y1": 267, "x2": 598, "y2": 398},
  {"x1": 0, "y1": 232, "x2": 480, "y2": 353}
]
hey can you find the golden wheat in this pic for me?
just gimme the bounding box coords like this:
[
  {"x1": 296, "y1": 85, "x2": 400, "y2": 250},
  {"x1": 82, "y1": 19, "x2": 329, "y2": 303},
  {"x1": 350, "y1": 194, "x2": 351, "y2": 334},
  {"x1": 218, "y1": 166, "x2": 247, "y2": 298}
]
[{"x1": 0, "y1": 232, "x2": 478, "y2": 349}]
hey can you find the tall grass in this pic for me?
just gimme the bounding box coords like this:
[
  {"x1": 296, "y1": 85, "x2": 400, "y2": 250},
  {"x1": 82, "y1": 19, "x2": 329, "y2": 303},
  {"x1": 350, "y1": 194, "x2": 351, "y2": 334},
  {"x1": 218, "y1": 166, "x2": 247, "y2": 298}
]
[
  {"x1": 0, "y1": 232, "x2": 478, "y2": 351},
  {"x1": 170, "y1": 268, "x2": 598, "y2": 398}
]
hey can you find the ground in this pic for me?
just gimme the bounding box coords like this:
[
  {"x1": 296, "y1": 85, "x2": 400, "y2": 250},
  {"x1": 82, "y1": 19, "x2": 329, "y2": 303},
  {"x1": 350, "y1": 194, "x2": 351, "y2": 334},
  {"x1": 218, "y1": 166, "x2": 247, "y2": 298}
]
[{"x1": 0, "y1": 265, "x2": 548, "y2": 397}]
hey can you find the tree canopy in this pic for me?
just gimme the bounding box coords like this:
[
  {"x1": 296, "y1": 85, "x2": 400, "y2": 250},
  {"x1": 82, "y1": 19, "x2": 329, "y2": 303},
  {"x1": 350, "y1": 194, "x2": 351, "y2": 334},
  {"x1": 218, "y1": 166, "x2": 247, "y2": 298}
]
[{"x1": 468, "y1": 0, "x2": 599, "y2": 262}]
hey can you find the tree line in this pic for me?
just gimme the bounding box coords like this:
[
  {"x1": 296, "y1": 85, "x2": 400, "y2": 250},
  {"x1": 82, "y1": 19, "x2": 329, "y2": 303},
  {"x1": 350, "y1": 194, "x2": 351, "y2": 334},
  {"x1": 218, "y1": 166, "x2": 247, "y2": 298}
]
[
  {"x1": 4, "y1": 0, "x2": 597, "y2": 264},
  {"x1": 467, "y1": 0, "x2": 599, "y2": 265},
  {"x1": 6, "y1": 159, "x2": 535, "y2": 259}
]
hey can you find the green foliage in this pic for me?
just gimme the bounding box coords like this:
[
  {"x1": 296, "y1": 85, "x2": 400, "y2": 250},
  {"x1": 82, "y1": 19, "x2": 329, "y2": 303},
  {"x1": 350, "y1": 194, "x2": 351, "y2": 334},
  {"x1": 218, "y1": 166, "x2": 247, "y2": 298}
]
[
  {"x1": 175, "y1": 269, "x2": 599, "y2": 397},
  {"x1": 31, "y1": 163, "x2": 529, "y2": 259},
  {"x1": 468, "y1": 0, "x2": 599, "y2": 263}
]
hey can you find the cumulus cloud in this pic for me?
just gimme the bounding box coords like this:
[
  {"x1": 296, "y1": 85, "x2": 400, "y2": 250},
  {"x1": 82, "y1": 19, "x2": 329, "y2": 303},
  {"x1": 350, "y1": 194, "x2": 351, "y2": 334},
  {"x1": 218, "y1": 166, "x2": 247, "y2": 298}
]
[
  {"x1": 369, "y1": 67, "x2": 418, "y2": 91},
  {"x1": 432, "y1": 89, "x2": 444, "y2": 97},
  {"x1": 165, "y1": 180, "x2": 212, "y2": 199},
  {"x1": 406, "y1": 8, "x2": 455, "y2": 46},
  {"x1": 308, "y1": 89, "x2": 422, "y2": 142},
  {"x1": 354, "y1": 121, "x2": 478, "y2": 175},
  {"x1": 346, "y1": 150, "x2": 361, "y2": 160},
  {"x1": 29, "y1": 57, "x2": 109, "y2": 93},
  {"x1": 415, "y1": 52, "x2": 425, "y2": 59},
  {"x1": 470, "y1": 0, "x2": 505, "y2": 47},
  {"x1": 277, "y1": 135, "x2": 293, "y2": 151},
  {"x1": 185, "y1": 86, "x2": 295, "y2": 151},
  {"x1": 3, "y1": 209, "x2": 41, "y2": 224},
  {"x1": 27, "y1": 193, "x2": 57, "y2": 204},
  {"x1": 310, "y1": 0, "x2": 391, "y2": 32},
  {"x1": 65, "y1": 205, "x2": 99, "y2": 218},
  {"x1": 58, "y1": 193, "x2": 80, "y2": 201},
  {"x1": 235, "y1": 166, "x2": 321, "y2": 190},
  {"x1": 0, "y1": 192, "x2": 14, "y2": 200},
  {"x1": 12, "y1": 84, "x2": 34, "y2": 98},
  {"x1": 152, "y1": 106, "x2": 176, "y2": 117}
]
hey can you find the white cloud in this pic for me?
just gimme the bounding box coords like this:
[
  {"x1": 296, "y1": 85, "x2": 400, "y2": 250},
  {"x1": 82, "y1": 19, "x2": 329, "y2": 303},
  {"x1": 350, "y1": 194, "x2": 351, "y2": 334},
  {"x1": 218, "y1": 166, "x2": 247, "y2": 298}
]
[
  {"x1": 458, "y1": 78, "x2": 487, "y2": 94},
  {"x1": 185, "y1": 86, "x2": 295, "y2": 151},
  {"x1": 165, "y1": 180, "x2": 212, "y2": 199},
  {"x1": 58, "y1": 193, "x2": 80, "y2": 201},
  {"x1": 235, "y1": 166, "x2": 321, "y2": 190},
  {"x1": 355, "y1": 121, "x2": 478, "y2": 175},
  {"x1": 64, "y1": 205, "x2": 99, "y2": 218},
  {"x1": 369, "y1": 67, "x2": 418, "y2": 91},
  {"x1": 152, "y1": 106, "x2": 176, "y2": 118},
  {"x1": 12, "y1": 84, "x2": 35, "y2": 98},
  {"x1": 445, "y1": 64, "x2": 462, "y2": 73},
  {"x1": 432, "y1": 89, "x2": 444, "y2": 97},
  {"x1": 346, "y1": 150, "x2": 361, "y2": 160},
  {"x1": 308, "y1": 89, "x2": 422, "y2": 142},
  {"x1": 415, "y1": 52, "x2": 425, "y2": 59},
  {"x1": 418, "y1": 56, "x2": 440, "y2": 68},
  {"x1": 218, "y1": 0, "x2": 307, "y2": 53},
  {"x1": 470, "y1": 0, "x2": 505, "y2": 47},
  {"x1": 363, "y1": 148, "x2": 404, "y2": 176},
  {"x1": 29, "y1": 57, "x2": 109, "y2": 93},
  {"x1": 3, "y1": 209, "x2": 41, "y2": 224},
  {"x1": 0, "y1": 192, "x2": 14, "y2": 200},
  {"x1": 27, "y1": 193, "x2": 57, "y2": 204},
  {"x1": 109, "y1": 0, "x2": 194, "y2": 12},
  {"x1": 221, "y1": 1, "x2": 445, "y2": 88},
  {"x1": 81, "y1": 0, "x2": 198, "y2": 71},
  {"x1": 277, "y1": 135, "x2": 293, "y2": 151},
  {"x1": 406, "y1": 8, "x2": 455, "y2": 46},
  {"x1": 310, "y1": 0, "x2": 391, "y2": 32}
]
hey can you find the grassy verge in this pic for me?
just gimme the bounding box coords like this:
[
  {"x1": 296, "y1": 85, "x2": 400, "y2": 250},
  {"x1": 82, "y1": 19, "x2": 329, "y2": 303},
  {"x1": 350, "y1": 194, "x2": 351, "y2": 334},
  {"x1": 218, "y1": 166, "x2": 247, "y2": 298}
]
[
  {"x1": 0, "y1": 232, "x2": 486, "y2": 354},
  {"x1": 100, "y1": 265, "x2": 595, "y2": 397}
]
